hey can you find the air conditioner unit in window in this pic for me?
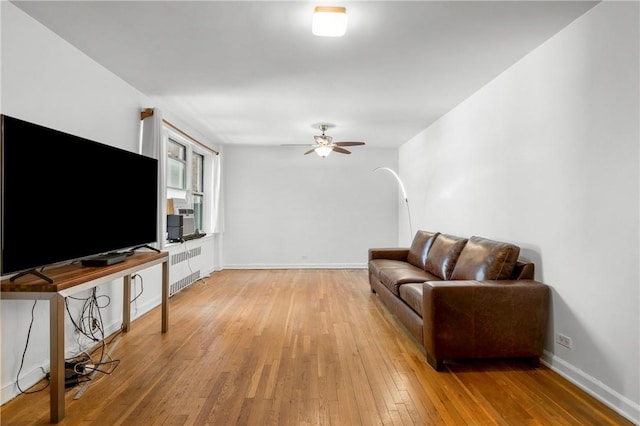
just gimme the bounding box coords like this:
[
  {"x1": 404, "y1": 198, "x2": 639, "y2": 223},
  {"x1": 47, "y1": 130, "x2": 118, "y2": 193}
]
[{"x1": 167, "y1": 209, "x2": 195, "y2": 242}]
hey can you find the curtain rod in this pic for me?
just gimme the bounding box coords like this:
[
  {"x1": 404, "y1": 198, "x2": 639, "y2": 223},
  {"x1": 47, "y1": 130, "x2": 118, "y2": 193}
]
[{"x1": 141, "y1": 108, "x2": 219, "y2": 155}]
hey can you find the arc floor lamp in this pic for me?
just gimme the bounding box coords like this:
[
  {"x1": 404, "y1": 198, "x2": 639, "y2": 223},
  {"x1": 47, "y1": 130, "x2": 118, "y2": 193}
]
[{"x1": 374, "y1": 167, "x2": 414, "y2": 241}]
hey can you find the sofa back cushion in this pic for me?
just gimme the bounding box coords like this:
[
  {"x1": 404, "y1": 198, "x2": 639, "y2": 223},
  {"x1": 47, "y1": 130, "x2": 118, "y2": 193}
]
[
  {"x1": 407, "y1": 231, "x2": 439, "y2": 270},
  {"x1": 450, "y1": 236, "x2": 520, "y2": 280},
  {"x1": 425, "y1": 234, "x2": 468, "y2": 279},
  {"x1": 511, "y1": 259, "x2": 535, "y2": 279}
]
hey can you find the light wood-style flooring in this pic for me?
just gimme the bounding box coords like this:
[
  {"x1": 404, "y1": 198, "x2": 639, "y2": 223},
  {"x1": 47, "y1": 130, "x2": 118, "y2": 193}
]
[{"x1": 1, "y1": 269, "x2": 632, "y2": 425}]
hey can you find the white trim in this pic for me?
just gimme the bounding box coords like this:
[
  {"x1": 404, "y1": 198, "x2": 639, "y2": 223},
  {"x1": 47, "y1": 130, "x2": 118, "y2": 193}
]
[
  {"x1": 222, "y1": 263, "x2": 367, "y2": 270},
  {"x1": 542, "y1": 351, "x2": 640, "y2": 424}
]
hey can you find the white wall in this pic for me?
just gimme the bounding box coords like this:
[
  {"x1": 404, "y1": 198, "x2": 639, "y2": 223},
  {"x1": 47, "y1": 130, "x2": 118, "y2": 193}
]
[
  {"x1": 399, "y1": 2, "x2": 639, "y2": 422},
  {"x1": 4, "y1": 0, "x2": 637, "y2": 421},
  {"x1": 0, "y1": 3, "x2": 219, "y2": 404},
  {"x1": 222, "y1": 145, "x2": 399, "y2": 268}
]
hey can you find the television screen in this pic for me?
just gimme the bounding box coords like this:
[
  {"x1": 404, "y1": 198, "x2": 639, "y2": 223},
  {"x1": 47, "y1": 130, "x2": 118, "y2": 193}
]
[{"x1": 1, "y1": 114, "x2": 158, "y2": 277}]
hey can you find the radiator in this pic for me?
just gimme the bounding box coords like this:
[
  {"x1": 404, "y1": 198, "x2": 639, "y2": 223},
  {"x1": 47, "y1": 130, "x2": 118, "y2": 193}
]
[{"x1": 169, "y1": 245, "x2": 202, "y2": 296}]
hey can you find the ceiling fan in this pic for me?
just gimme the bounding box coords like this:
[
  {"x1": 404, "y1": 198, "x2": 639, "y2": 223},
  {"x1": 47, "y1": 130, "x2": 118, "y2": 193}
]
[{"x1": 282, "y1": 124, "x2": 365, "y2": 158}]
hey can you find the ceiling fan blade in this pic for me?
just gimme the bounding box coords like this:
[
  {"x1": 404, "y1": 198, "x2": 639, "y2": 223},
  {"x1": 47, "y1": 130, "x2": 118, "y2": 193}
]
[
  {"x1": 332, "y1": 146, "x2": 351, "y2": 154},
  {"x1": 334, "y1": 141, "x2": 365, "y2": 146},
  {"x1": 304, "y1": 148, "x2": 316, "y2": 155}
]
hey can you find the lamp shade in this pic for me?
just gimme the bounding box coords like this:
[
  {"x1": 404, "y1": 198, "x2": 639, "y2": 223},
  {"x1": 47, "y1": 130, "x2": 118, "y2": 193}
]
[
  {"x1": 315, "y1": 146, "x2": 333, "y2": 157},
  {"x1": 312, "y1": 6, "x2": 348, "y2": 37}
]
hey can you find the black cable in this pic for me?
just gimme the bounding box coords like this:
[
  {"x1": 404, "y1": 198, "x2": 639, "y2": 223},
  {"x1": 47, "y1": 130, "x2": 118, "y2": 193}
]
[
  {"x1": 16, "y1": 301, "x2": 49, "y2": 394},
  {"x1": 130, "y1": 273, "x2": 144, "y2": 303},
  {"x1": 65, "y1": 297, "x2": 86, "y2": 338}
]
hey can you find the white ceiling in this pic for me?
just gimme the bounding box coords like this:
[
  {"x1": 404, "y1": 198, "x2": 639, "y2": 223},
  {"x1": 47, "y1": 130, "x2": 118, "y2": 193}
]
[{"x1": 12, "y1": 1, "x2": 598, "y2": 150}]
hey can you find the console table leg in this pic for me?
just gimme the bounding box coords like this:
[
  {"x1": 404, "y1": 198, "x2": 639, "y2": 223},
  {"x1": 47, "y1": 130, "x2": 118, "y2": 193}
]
[
  {"x1": 162, "y1": 261, "x2": 169, "y2": 333},
  {"x1": 123, "y1": 275, "x2": 131, "y2": 332},
  {"x1": 50, "y1": 294, "x2": 65, "y2": 423}
]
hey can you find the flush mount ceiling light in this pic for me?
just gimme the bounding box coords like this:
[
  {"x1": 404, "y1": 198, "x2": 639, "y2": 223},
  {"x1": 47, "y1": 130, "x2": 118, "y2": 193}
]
[{"x1": 312, "y1": 6, "x2": 348, "y2": 37}]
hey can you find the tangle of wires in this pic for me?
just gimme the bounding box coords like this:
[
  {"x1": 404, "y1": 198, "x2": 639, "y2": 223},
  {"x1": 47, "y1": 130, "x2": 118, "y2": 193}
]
[
  {"x1": 66, "y1": 288, "x2": 108, "y2": 343},
  {"x1": 15, "y1": 273, "x2": 148, "y2": 395},
  {"x1": 64, "y1": 288, "x2": 120, "y2": 384}
]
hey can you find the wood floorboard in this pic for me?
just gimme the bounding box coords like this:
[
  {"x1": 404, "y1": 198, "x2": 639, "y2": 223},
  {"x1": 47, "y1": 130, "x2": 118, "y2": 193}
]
[{"x1": 0, "y1": 269, "x2": 633, "y2": 425}]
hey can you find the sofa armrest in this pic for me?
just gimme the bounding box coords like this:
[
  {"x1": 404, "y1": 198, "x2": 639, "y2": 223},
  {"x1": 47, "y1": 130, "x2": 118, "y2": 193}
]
[
  {"x1": 368, "y1": 247, "x2": 410, "y2": 261},
  {"x1": 422, "y1": 279, "x2": 549, "y2": 368}
]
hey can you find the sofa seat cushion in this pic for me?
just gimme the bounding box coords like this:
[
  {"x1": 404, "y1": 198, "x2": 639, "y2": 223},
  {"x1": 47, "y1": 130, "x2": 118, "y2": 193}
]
[
  {"x1": 425, "y1": 234, "x2": 468, "y2": 279},
  {"x1": 450, "y1": 236, "x2": 520, "y2": 280},
  {"x1": 378, "y1": 266, "x2": 437, "y2": 296},
  {"x1": 407, "y1": 231, "x2": 439, "y2": 269},
  {"x1": 399, "y1": 283, "x2": 424, "y2": 318},
  {"x1": 369, "y1": 259, "x2": 410, "y2": 280}
]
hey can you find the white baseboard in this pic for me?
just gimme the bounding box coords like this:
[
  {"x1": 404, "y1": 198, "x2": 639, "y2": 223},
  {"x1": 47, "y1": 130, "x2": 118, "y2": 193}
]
[
  {"x1": 1, "y1": 363, "x2": 47, "y2": 405},
  {"x1": 222, "y1": 263, "x2": 367, "y2": 270},
  {"x1": 542, "y1": 350, "x2": 639, "y2": 425}
]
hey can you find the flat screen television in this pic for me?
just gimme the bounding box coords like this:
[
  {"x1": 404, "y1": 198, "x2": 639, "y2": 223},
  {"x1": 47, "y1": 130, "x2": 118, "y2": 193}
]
[{"x1": 1, "y1": 114, "x2": 158, "y2": 281}]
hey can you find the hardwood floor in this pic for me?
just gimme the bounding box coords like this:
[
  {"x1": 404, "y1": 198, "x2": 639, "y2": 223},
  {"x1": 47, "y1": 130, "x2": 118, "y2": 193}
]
[{"x1": 1, "y1": 269, "x2": 632, "y2": 425}]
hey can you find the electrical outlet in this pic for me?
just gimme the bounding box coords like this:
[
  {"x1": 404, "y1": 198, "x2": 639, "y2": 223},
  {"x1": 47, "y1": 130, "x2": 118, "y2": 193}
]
[{"x1": 557, "y1": 333, "x2": 572, "y2": 349}]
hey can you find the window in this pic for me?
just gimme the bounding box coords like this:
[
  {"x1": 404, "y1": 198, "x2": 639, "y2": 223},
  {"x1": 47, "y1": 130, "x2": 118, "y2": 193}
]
[
  {"x1": 167, "y1": 138, "x2": 186, "y2": 189},
  {"x1": 166, "y1": 130, "x2": 213, "y2": 240},
  {"x1": 192, "y1": 152, "x2": 204, "y2": 231}
]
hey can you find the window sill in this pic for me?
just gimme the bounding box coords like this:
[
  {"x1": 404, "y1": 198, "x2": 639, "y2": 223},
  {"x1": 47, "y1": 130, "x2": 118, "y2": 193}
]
[{"x1": 164, "y1": 233, "x2": 213, "y2": 248}]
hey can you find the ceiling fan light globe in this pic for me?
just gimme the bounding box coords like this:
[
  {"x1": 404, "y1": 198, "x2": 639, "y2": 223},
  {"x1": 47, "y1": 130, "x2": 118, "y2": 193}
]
[{"x1": 315, "y1": 146, "x2": 332, "y2": 158}]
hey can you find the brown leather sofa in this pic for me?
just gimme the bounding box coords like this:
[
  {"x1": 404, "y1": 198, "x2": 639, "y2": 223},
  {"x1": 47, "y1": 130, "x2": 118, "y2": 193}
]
[{"x1": 368, "y1": 231, "x2": 549, "y2": 371}]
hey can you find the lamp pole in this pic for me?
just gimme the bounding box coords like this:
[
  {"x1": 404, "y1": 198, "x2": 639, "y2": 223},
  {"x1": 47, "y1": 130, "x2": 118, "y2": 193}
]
[{"x1": 374, "y1": 167, "x2": 414, "y2": 242}]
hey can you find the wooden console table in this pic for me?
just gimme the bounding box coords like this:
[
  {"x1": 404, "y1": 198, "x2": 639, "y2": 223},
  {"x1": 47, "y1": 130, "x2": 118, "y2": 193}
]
[{"x1": 1, "y1": 251, "x2": 169, "y2": 423}]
